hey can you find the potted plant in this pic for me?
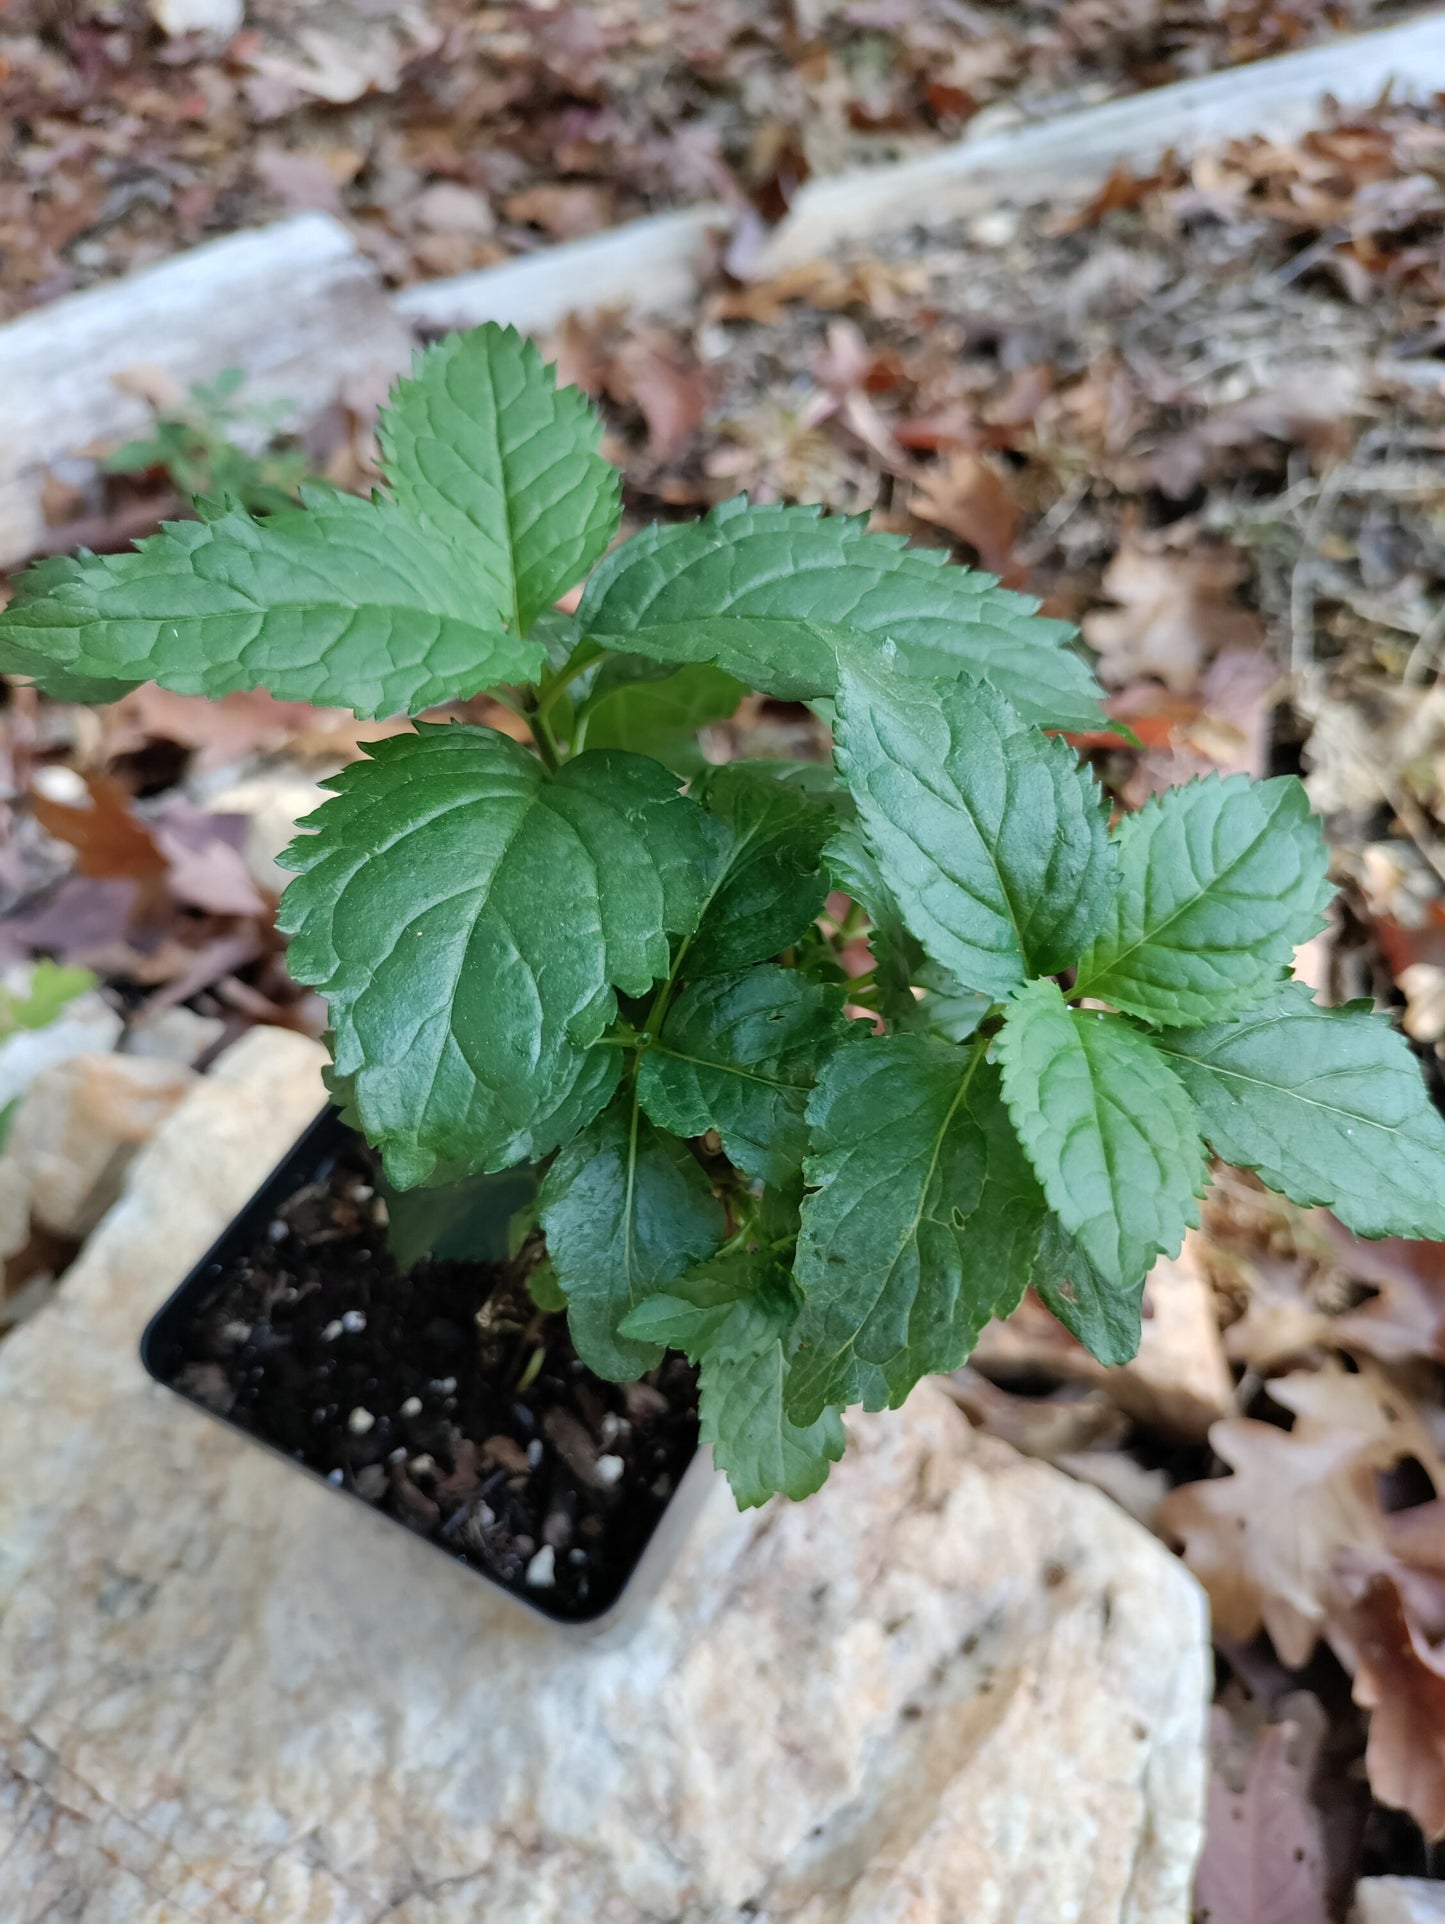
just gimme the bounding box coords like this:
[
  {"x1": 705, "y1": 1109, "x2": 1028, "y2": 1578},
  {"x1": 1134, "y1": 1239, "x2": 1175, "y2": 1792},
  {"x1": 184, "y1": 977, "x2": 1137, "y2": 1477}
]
[{"x1": 5, "y1": 325, "x2": 1443, "y2": 1623}]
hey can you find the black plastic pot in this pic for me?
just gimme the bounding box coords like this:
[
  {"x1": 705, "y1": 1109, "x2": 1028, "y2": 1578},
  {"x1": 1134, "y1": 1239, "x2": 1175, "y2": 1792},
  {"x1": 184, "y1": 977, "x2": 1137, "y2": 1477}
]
[{"x1": 140, "y1": 1108, "x2": 709, "y2": 1637}]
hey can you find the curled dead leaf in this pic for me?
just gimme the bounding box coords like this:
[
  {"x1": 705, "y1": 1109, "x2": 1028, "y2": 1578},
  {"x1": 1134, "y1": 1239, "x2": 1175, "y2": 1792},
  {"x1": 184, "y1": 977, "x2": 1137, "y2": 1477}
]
[
  {"x1": 1084, "y1": 535, "x2": 1265, "y2": 693},
  {"x1": 1350, "y1": 1574, "x2": 1445, "y2": 1841}
]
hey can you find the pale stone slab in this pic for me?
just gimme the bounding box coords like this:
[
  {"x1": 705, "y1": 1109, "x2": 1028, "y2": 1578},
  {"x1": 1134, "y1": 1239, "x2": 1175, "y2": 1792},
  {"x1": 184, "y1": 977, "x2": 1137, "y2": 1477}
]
[
  {"x1": 0, "y1": 1028, "x2": 1210, "y2": 1922},
  {"x1": 0, "y1": 214, "x2": 410, "y2": 568},
  {"x1": 1354, "y1": 1881, "x2": 1445, "y2": 1924},
  {"x1": 758, "y1": 15, "x2": 1445, "y2": 272},
  {"x1": 394, "y1": 206, "x2": 725, "y2": 337}
]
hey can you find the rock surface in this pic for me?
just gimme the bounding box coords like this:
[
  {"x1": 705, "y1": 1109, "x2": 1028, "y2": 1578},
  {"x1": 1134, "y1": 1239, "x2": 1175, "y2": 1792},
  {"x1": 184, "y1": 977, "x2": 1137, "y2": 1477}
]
[
  {"x1": 10, "y1": 1052, "x2": 197, "y2": 1237},
  {"x1": 1353, "y1": 1881, "x2": 1445, "y2": 1924},
  {"x1": 0, "y1": 1028, "x2": 1211, "y2": 1923}
]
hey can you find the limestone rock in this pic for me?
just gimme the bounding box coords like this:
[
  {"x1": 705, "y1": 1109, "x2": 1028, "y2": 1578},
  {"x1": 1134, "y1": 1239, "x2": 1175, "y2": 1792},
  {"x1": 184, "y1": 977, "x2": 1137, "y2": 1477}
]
[
  {"x1": 9, "y1": 1052, "x2": 197, "y2": 1238},
  {"x1": 0, "y1": 1029, "x2": 1210, "y2": 1922},
  {"x1": 0, "y1": 991, "x2": 123, "y2": 1112},
  {"x1": 123, "y1": 1005, "x2": 227, "y2": 1066},
  {"x1": 1353, "y1": 1881, "x2": 1445, "y2": 1924},
  {"x1": 0, "y1": 1158, "x2": 30, "y2": 1268}
]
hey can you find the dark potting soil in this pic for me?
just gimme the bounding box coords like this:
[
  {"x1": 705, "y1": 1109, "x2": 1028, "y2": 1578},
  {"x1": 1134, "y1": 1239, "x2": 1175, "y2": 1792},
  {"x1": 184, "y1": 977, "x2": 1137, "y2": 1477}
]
[{"x1": 155, "y1": 1137, "x2": 700, "y2": 1622}]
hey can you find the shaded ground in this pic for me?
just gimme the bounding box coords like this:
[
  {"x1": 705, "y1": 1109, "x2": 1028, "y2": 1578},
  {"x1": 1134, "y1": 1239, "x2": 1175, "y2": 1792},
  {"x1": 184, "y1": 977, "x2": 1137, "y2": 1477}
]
[{"x1": 0, "y1": 0, "x2": 1402, "y2": 317}]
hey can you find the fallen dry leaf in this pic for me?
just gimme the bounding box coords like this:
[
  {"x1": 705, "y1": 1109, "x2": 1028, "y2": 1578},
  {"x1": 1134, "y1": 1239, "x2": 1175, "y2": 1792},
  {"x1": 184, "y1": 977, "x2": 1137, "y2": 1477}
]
[
  {"x1": 31, "y1": 776, "x2": 166, "y2": 883},
  {"x1": 504, "y1": 183, "x2": 613, "y2": 241},
  {"x1": 1325, "y1": 1224, "x2": 1445, "y2": 1367},
  {"x1": 1159, "y1": 1363, "x2": 1429, "y2": 1667},
  {"x1": 910, "y1": 452, "x2": 1020, "y2": 577},
  {"x1": 105, "y1": 686, "x2": 336, "y2": 773},
  {"x1": 1350, "y1": 1574, "x2": 1445, "y2": 1841},
  {"x1": 611, "y1": 338, "x2": 709, "y2": 466},
  {"x1": 1195, "y1": 1707, "x2": 1330, "y2": 1924},
  {"x1": 1084, "y1": 535, "x2": 1266, "y2": 693}
]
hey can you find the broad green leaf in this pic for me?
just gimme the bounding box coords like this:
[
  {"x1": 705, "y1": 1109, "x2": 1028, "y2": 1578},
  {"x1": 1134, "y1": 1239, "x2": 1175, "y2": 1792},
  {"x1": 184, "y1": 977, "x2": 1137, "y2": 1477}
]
[
  {"x1": 785, "y1": 1035, "x2": 1046, "y2": 1424},
  {"x1": 997, "y1": 978, "x2": 1204, "y2": 1290},
  {"x1": 724, "y1": 758, "x2": 853, "y2": 810},
  {"x1": 539, "y1": 1087, "x2": 724, "y2": 1379},
  {"x1": 378, "y1": 324, "x2": 621, "y2": 635},
  {"x1": 1155, "y1": 982, "x2": 1445, "y2": 1241},
  {"x1": 834, "y1": 663, "x2": 1114, "y2": 999},
  {"x1": 380, "y1": 1165, "x2": 538, "y2": 1271},
  {"x1": 0, "y1": 492, "x2": 542, "y2": 719},
  {"x1": 575, "y1": 497, "x2": 1106, "y2": 729},
  {"x1": 578, "y1": 657, "x2": 745, "y2": 769},
  {"x1": 825, "y1": 824, "x2": 988, "y2": 1041},
  {"x1": 278, "y1": 724, "x2": 716, "y2": 1186},
  {"x1": 1073, "y1": 774, "x2": 1332, "y2": 1027},
  {"x1": 526, "y1": 1258, "x2": 568, "y2": 1314},
  {"x1": 638, "y1": 966, "x2": 854, "y2": 1185},
  {"x1": 1031, "y1": 1218, "x2": 1143, "y2": 1367},
  {"x1": 624, "y1": 1257, "x2": 846, "y2": 1507},
  {"x1": 684, "y1": 765, "x2": 834, "y2": 976}
]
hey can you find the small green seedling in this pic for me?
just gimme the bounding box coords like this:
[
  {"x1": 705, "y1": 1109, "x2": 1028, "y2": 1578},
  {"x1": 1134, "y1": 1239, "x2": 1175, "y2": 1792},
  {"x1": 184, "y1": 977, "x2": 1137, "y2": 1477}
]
[
  {"x1": 104, "y1": 368, "x2": 311, "y2": 518},
  {"x1": 5, "y1": 326, "x2": 1443, "y2": 1506}
]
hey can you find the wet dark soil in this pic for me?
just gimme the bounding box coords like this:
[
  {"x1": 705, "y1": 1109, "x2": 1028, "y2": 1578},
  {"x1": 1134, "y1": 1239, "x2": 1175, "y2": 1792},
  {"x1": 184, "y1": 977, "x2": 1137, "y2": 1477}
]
[{"x1": 149, "y1": 1129, "x2": 700, "y2": 1623}]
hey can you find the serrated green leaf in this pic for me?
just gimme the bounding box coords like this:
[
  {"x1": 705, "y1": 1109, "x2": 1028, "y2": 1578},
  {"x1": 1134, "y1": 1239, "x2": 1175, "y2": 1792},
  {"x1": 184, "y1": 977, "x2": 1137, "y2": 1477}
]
[
  {"x1": 684, "y1": 764, "x2": 835, "y2": 976},
  {"x1": 378, "y1": 324, "x2": 620, "y2": 635},
  {"x1": 277, "y1": 724, "x2": 715, "y2": 1186},
  {"x1": 578, "y1": 657, "x2": 745, "y2": 769},
  {"x1": 575, "y1": 497, "x2": 1106, "y2": 729},
  {"x1": 0, "y1": 492, "x2": 542, "y2": 719},
  {"x1": 997, "y1": 978, "x2": 1204, "y2": 1290},
  {"x1": 1074, "y1": 774, "x2": 1333, "y2": 1027},
  {"x1": 834, "y1": 663, "x2": 1115, "y2": 1000},
  {"x1": 785, "y1": 1035, "x2": 1046, "y2": 1424},
  {"x1": 622, "y1": 1256, "x2": 845, "y2": 1506},
  {"x1": 1155, "y1": 982, "x2": 1445, "y2": 1240},
  {"x1": 637, "y1": 966, "x2": 854, "y2": 1185},
  {"x1": 1031, "y1": 1217, "x2": 1143, "y2": 1366},
  {"x1": 539, "y1": 1087, "x2": 724, "y2": 1379},
  {"x1": 824, "y1": 824, "x2": 988, "y2": 1041}
]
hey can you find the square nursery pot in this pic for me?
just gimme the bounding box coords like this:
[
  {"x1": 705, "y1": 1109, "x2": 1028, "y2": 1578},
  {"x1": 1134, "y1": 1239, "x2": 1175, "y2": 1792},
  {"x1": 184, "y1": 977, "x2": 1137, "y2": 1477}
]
[{"x1": 141, "y1": 1109, "x2": 713, "y2": 1641}]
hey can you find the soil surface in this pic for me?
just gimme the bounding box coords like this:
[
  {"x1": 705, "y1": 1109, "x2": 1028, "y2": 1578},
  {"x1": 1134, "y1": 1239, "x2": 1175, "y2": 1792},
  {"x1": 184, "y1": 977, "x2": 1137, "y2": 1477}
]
[{"x1": 153, "y1": 1133, "x2": 700, "y2": 1623}]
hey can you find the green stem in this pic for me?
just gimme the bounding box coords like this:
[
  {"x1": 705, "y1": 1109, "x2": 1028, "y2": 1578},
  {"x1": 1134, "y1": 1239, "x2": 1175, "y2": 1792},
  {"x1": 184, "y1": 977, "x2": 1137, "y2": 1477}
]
[
  {"x1": 529, "y1": 704, "x2": 562, "y2": 772},
  {"x1": 534, "y1": 638, "x2": 600, "y2": 721},
  {"x1": 642, "y1": 931, "x2": 694, "y2": 1043}
]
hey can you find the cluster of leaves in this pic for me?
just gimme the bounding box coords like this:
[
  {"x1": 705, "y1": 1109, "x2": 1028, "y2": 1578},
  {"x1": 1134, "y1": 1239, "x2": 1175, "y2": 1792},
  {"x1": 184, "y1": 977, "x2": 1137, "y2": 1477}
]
[
  {"x1": 104, "y1": 370, "x2": 311, "y2": 518},
  {"x1": 5, "y1": 324, "x2": 1444, "y2": 1508}
]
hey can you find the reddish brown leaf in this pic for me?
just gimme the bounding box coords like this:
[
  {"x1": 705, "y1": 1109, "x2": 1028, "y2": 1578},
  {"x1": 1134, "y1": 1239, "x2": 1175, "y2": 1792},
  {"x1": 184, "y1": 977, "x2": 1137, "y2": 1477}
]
[
  {"x1": 611, "y1": 339, "x2": 708, "y2": 466},
  {"x1": 1351, "y1": 1574, "x2": 1445, "y2": 1840},
  {"x1": 31, "y1": 776, "x2": 166, "y2": 882},
  {"x1": 910, "y1": 452, "x2": 1020, "y2": 577}
]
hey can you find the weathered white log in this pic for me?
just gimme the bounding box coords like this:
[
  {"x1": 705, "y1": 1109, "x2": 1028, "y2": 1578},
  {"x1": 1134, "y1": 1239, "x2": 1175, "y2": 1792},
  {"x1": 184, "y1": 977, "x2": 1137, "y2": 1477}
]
[
  {"x1": 393, "y1": 204, "x2": 727, "y2": 336},
  {"x1": 0, "y1": 213, "x2": 410, "y2": 569},
  {"x1": 758, "y1": 14, "x2": 1445, "y2": 271}
]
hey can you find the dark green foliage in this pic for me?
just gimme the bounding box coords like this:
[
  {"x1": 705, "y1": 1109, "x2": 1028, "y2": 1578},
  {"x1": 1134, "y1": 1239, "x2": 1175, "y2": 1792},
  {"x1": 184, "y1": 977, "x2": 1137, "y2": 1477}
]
[{"x1": 7, "y1": 323, "x2": 1442, "y2": 1506}]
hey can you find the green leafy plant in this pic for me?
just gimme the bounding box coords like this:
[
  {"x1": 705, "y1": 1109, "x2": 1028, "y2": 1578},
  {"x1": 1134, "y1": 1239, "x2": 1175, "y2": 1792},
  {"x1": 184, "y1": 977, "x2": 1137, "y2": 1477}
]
[
  {"x1": 6, "y1": 325, "x2": 1443, "y2": 1507},
  {"x1": 104, "y1": 368, "x2": 312, "y2": 517}
]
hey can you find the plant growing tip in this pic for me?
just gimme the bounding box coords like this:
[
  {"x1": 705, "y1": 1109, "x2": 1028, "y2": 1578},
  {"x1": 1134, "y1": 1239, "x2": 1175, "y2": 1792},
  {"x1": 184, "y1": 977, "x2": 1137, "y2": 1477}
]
[{"x1": 7, "y1": 321, "x2": 1444, "y2": 1508}]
